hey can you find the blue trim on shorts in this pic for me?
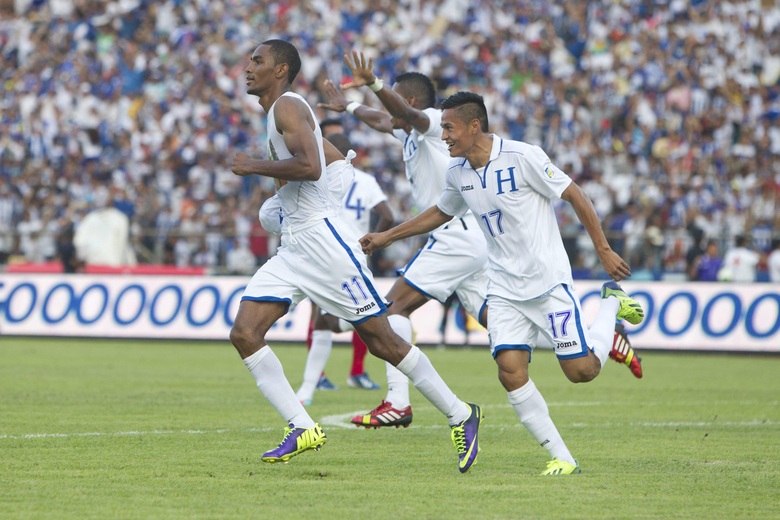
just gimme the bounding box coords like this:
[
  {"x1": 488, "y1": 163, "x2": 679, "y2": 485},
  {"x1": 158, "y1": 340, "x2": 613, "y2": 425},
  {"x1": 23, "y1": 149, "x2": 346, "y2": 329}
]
[
  {"x1": 351, "y1": 306, "x2": 388, "y2": 325},
  {"x1": 403, "y1": 277, "x2": 437, "y2": 301},
  {"x1": 403, "y1": 245, "x2": 424, "y2": 272},
  {"x1": 478, "y1": 299, "x2": 488, "y2": 325},
  {"x1": 559, "y1": 283, "x2": 590, "y2": 358},
  {"x1": 324, "y1": 218, "x2": 387, "y2": 313},
  {"x1": 240, "y1": 296, "x2": 292, "y2": 307},
  {"x1": 492, "y1": 344, "x2": 532, "y2": 359}
]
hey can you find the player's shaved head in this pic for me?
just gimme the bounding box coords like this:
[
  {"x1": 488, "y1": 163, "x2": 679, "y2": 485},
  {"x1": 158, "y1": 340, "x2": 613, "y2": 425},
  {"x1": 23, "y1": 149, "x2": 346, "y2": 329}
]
[{"x1": 440, "y1": 91, "x2": 489, "y2": 132}]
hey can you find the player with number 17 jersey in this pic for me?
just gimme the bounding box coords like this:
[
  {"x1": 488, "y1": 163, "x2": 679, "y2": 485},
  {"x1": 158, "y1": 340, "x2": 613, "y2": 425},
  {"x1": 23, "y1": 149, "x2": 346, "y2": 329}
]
[{"x1": 438, "y1": 136, "x2": 574, "y2": 302}]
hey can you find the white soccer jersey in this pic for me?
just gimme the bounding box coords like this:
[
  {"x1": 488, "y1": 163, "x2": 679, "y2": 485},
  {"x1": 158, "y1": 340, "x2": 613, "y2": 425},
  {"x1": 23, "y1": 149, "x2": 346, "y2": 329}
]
[
  {"x1": 437, "y1": 135, "x2": 574, "y2": 301},
  {"x1": 340, "y1": 167, "x2": 387, "y2": 236},
  {"x1": 722, "y1": 246, "x2": 760, "y2": 282},
  {"x1": 267, "y1": 92, "x2": 340, "y2": 231},
  {"x1": 259, "y1": 158, "x2": 356, "y2": 235},
  {"x1": 392, "y1": 107, "x2": 450, "y2": 210}
]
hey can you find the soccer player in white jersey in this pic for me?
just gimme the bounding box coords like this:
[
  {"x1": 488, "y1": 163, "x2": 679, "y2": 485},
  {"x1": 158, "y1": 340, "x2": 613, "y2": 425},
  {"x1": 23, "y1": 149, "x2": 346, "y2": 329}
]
[
  {"x1": 318, "y1": 51, "x2": 490, "y2": 428},
  {"x1": 296, "y1": 132, "x2": 394, "y2": 405},
  {"x1": 262, "y1": 128, "x2": 386, "y2": 394},
  {"x1": 229, "y1": 40, "x2": 482, "y2": 472},
  {"x1": 360, "y1": 91, "x2": 645, "y2": 476}
]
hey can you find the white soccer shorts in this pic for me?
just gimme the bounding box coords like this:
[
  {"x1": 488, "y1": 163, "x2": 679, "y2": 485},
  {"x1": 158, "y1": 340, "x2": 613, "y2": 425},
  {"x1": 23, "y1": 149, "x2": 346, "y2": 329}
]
[
  {"x1": 401, "y1": 212, "x2": 488, "y2": 320},
  {"x1": 242, "y1": 217, "x2": 387, "y2": 324},
  {"x1": 488, "y1": 284, "x2": 593, "y2": 360}
]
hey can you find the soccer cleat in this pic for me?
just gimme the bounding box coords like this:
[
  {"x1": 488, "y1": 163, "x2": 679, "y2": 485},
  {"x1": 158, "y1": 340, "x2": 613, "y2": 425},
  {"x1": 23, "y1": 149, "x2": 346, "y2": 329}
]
[
  {"x1": 540, "y1": 458, "x2": 581, "y2": 476},
  {"x1": 601, "y1": 281, "x2": 645, "y2": 325},
  {"x1": 260, "y1": 423, "x2": 327, "y2": 463},
  {"x1": 350, "y1": 400, "x2": 413, "y2": 428},
  {"x1": 346, "y1": 372, "x2": 380, "y2": 390},
  {"x1": 450, "y1": 403, "x2": 483, "y2": 473},
  {"x1": 316, "y1": 375, "x2": 337, "y2": 390},
  {"x1": 610, "y1": 323, "x2": 643, "y2": 378}
]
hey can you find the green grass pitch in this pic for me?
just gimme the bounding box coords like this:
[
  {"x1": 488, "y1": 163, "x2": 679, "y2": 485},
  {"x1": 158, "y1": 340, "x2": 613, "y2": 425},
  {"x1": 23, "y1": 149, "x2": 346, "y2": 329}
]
[{"x1": 1, "y1": 337, "x2": 778, "y2": 519}]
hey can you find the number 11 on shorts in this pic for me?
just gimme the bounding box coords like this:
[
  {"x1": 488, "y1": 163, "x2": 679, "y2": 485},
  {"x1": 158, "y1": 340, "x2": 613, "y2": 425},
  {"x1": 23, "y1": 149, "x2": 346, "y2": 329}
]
[{"x1": 341, "y1": 276, "x2": 368, "y2": 304}]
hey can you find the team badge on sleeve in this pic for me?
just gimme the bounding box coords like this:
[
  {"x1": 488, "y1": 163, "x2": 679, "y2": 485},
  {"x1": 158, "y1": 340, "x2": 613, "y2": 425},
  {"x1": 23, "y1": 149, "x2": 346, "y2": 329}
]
[{"x1": 544, "y1": 163, "x2": 556, "y2": 179}]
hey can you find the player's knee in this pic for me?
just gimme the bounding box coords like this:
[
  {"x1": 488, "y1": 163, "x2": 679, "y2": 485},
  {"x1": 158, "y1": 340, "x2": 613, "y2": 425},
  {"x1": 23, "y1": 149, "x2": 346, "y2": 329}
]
[
  {"x1": 564, "y1": 365, "x2": 599, "y2": 383},
  {"x1": 229, "y1": 322, "x2": 261, "y2": 352},
  {"x1": 498, "y1": 369, "x2": 529, "y2": 391}
]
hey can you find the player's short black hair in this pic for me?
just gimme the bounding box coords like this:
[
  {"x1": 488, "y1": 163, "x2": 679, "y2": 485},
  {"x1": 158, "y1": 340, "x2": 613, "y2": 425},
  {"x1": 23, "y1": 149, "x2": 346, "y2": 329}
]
[
  {"x1": 395, "y1": 72, "x2": 436, "y2": 109},
  {"x1": 326, "y1": 133, "x2": 352, "y2": 156},
  {"x1": 262, "y1": 39, "x2": 301, "y2": 84},
  {"x1": 441, "y1": 91, "x2": 489, "y2": 132},
  {"x1": 320, "y1": 118, "x2": 344, "y2": 134}
]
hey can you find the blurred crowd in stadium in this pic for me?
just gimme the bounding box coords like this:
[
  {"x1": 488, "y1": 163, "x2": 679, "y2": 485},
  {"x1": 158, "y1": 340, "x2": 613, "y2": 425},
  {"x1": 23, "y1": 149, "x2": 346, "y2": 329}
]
[{"x1": 1, "y1": 0, "x2": 779, "y2": 281}]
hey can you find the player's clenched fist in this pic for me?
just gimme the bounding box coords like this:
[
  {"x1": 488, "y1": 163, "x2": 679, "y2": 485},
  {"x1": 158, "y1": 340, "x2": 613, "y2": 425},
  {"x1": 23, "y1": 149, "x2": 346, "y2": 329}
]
[
  {"x1": 231, "y1": 152, "x2": 256, "y2": 176},
  {"x1": 359, "y1": 232, "x2": 391, "y2": 254}
]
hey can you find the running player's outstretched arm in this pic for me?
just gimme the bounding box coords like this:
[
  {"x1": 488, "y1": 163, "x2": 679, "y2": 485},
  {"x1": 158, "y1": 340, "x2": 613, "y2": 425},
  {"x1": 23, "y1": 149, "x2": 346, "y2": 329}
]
[
  {"x1": 360, "y1": 206, "x2": 452, "y2": 254},
  {"x1": 343, "y1": 51, "x2": 430, "y2": 134},
  {"x1": 561, "y1": 181, "x2": 631, "y2": 281},
  {"x1": 318, "y1": 79, "x2": 393, "y2": 134},
  {"x1": 231, "y1": 97, "x2": 322, "y2": 181}
]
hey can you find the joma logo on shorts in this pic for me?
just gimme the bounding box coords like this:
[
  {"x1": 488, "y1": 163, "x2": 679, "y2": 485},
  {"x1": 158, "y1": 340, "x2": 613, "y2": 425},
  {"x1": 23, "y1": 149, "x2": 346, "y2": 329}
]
[
  {"x1": 555, "y1": 340, "x2": 579, "y2": 349},
  {"x1": 356, "y1": 302, "x2": 376, "y2": 314}
]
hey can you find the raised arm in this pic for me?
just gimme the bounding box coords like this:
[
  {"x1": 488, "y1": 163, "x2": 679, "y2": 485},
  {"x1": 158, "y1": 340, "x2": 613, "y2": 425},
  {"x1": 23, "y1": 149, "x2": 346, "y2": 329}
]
[
  {"x1": 231, "y1": 96, "x2": 323, "y2": 181},
  {"x1": 560, "y1": 181, "x2": 631, "y2": 281},
  {"x1": 343, "y1": 51, "x2": 431, "y2": 134},
  {"x1": 360, "y1": 206, "x2": 452, "y2": 255},
  {"x1": 318, "y1": 79, "x2": 394, "y2": 134}
]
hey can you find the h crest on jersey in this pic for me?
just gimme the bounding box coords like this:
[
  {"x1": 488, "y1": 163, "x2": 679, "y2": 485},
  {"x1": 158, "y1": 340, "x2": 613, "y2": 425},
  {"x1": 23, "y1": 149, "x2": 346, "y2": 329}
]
[{"x1": 475, "y1": 166, "x2": 519, "y2": 195}]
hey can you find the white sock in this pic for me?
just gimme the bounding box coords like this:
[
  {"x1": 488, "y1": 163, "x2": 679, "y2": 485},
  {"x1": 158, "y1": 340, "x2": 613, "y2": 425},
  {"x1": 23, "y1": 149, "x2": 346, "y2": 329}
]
[
  {"x1": 508, "y1": 380, "x2": 575, "y2": 465},
  {"x1": 243, "y1": 346, "x2": 315, "y2": 429},
  {"x1": 296, "y1": 330, "x2": 333, "y2": 403},
  {"x1": 337, "y1": 318, "x2": 355, "y2": 332},
  {"x1": 385, "y1": 315, "x2": 412, "y2": 407},
  {"x1": 589, "y1": 297, "x2": 620, "y2": 367},
  {"x1": 396, "y1": 345, "x2": 470, "y2": 425}
]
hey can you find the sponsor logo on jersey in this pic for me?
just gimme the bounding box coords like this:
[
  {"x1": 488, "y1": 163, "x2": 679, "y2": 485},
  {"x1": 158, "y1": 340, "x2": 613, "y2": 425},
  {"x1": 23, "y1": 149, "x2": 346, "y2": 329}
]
[
  {"x1": 544, "y1": 163, "x2": 555, "y2": 179},
  {"x1": 461, "y1": 184, "x2": 474, "y2": 192}
]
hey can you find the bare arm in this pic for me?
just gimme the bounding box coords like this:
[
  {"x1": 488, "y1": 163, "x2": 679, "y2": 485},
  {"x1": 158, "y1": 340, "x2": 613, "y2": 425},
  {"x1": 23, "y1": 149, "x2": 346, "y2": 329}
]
[
  {"x1": 318, "y1": 79, "x2": 394, "y2": 134},
  {"x1": 370, "y1": 201, "x2": 394, "y2": 233},
  {"x1": 231, "y1": 96, "x2": 323, "y2": 181},
  {"x1": 561, "y1": 182, "x2": 631, "y2": 281},
  {"x1": 360, "y1": 206, "x2": 452, "y2": 254},
  {"x1": 343, "y1": 51, "x2": 431, "y2": 134}
]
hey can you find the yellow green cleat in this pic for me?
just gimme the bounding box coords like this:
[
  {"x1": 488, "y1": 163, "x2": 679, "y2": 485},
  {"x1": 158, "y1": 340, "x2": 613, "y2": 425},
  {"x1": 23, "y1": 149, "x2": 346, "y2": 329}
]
[
  {"x1": 541, "y1": 458, "x2": 581, "y2": 476},
  {"x1": 261, "y1": 423, "x2": 327, "y2": 463},
  {"x1": 601, "y1": 281, "x2": 645, "y2": 325}
]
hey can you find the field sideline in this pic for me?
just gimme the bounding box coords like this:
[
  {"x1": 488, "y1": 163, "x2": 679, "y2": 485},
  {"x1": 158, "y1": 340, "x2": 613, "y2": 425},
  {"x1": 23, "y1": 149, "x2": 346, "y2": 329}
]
[{"x1": 1, "y1": 338, "x2": 779, "y2": 519}]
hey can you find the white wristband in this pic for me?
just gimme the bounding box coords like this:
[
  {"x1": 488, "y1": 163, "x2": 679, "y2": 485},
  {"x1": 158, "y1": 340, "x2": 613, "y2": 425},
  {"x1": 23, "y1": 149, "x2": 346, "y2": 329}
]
[
  {"x1": 368, "y1": 78, "x2": 384, "y2": 92},
  {"x1": 345, "y1": 101, "x2": 361, "y2": 114}
]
